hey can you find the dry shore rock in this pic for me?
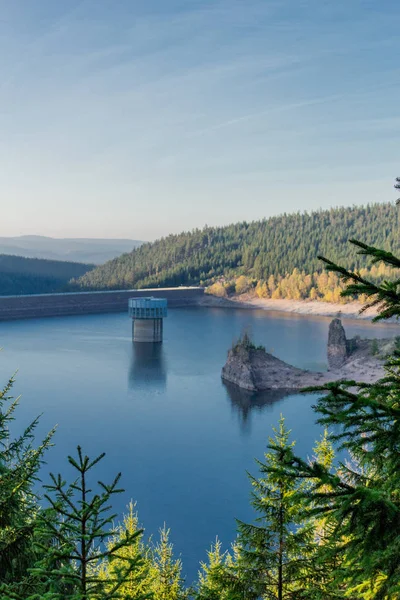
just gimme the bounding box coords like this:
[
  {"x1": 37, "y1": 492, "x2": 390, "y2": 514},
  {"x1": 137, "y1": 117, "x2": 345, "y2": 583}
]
[{"x1": 221, "y1": 320, "x2": 392, "y2": 392}]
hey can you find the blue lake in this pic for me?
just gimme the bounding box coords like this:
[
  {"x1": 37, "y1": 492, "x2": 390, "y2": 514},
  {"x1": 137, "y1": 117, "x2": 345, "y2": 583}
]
[{"x1": 0, "y1": 307, "x2": 397, "y2": 582}]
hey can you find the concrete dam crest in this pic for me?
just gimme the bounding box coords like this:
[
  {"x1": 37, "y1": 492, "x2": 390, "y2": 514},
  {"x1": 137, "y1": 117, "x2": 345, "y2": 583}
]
[{"x1": 0, "y1": 287, "x2": 204, "y2": 321}]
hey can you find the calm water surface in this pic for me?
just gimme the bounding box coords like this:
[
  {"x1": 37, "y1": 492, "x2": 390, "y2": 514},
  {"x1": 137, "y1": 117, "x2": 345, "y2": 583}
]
[{"x1": 0, "y1": 307, "x2": 397, "y2": 581}]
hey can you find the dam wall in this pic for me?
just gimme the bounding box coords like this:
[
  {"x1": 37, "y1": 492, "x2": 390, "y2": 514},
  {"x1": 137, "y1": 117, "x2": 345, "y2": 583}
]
[{"x1": 0, "y1": 287, "x2": 204, "y2": 321}]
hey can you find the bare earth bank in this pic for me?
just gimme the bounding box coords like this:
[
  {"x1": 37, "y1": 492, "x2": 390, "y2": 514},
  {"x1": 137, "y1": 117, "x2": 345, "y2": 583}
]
[{"x1": 201, "y1": 294, "x2": 379, "y2": 320}]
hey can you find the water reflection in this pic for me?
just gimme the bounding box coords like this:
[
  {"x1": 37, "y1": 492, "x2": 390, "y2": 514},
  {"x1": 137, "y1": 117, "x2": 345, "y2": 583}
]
[
  {"x1": 224, "y1": 382, "x2": 291, "y2": 434},
  {"x1": 129, "y1": 343, "x2": 167, "y2": 390}
]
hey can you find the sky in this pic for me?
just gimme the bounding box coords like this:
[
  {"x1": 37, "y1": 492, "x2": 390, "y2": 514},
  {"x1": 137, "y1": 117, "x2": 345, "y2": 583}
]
[{"x1": 0, "y1": 0, "x2": 399, "y2": 240}]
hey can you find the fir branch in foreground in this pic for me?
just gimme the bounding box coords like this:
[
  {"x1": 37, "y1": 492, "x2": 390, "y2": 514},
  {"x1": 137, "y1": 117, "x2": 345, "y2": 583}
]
[
  {"x1": 296, "y1": 352, "x2": 400, "y2": 598},
  {"x1": 318, "y1": 239, "x2": 400, "y2": 321}
]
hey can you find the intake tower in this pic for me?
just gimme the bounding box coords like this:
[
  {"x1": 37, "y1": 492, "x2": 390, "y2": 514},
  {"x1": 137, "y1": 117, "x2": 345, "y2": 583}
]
[{"x1": 128, "y1": 297, "x2": 167, "y2": 342}]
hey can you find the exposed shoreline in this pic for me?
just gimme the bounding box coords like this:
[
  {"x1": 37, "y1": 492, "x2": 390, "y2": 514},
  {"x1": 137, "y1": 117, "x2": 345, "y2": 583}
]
[
  {"x1": 201, "y1": 294, "x2": 380, "y2": 320},
  {"x1": 221, "y1": 319, "x2": 390, "y2": 392}
]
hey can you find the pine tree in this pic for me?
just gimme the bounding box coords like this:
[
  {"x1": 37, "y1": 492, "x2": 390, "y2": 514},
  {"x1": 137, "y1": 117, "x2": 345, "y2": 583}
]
[
  {"x1": 0, "y1": 372, "x2": 54, "y2": 599},
  {"x1": 196, "y1": 538, "x2": 236, "y2": 600},
  {"x1": 28, "y1": 446, "x2": 150, "y2": 600},
  {"x1": 284, "y1": 209, "x2": 400, "y2": 598},
  {"x1": 394, "y1": 176, "x2": 400, "y2": 204},
  {"x1": 302, "y1": 431, "x2": 349, "y2": 600},
  {"x1": 198, "y1": 540, "x2": 257, "y2": 600},
  {"x1": 228, "y1": 417, "x2": 315, "y2": 599},
  {"x1": 310, "y1": 431, "x2": 335, "y2": 546},
  {"x1": 150, "y1": 524, "x2": 187, "y2": 600},
  {"x1": 99, "y1": 502, "x2": 154, "y2": 599},
  {"x1": 285, "y1": 361, "x2": 400, "y2": 599}
]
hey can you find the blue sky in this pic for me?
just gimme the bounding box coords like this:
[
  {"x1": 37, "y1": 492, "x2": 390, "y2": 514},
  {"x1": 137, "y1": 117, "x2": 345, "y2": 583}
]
[{"x1": 0, "y1": 0, "x2": 399, "y2": 240}]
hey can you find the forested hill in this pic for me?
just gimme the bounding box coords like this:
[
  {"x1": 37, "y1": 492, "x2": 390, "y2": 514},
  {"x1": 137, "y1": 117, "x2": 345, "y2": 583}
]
[
  {"x1": 0, "y1": 255, "x2": 94, "y2": 296},
  {"x1": 71, "y1": 203, "x2": 399, "y2": 291}
]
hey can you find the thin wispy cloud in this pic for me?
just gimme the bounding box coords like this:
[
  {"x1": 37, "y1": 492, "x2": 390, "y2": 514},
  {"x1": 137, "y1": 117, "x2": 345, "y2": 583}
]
[
  {"x1": 0, "y1": 0, "x2": 398, "y2": 238},
  {"x1": 187, "y1": 94, "x2": 348, "y2": 138}
]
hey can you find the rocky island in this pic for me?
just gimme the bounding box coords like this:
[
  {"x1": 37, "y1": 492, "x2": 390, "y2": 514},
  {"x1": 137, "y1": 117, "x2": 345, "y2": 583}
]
[{"x1": 221, "y1": 319, "x2": 396, "y2": 392}]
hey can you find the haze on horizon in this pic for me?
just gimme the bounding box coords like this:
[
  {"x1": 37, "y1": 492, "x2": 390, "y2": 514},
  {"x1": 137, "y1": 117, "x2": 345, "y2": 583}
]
[{"x1": 1, "y1": 0, "x2": 399, "y2": 241}]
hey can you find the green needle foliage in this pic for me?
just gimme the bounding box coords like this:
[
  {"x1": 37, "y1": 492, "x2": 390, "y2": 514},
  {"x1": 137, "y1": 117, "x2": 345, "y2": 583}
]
[
  {"x1": 150, "y1": 524, "x2": 188, "y2": 600},
  {"x1": 318, "y1": 239, "x2": 400, "y2": 320},
  {"x1": 285, "y1": 369, "x2": 400, "y2": 599},
  {"x1": 0, "y1": 372, "x2": 54, "y2": 599},
  {"x1": 300, "y1": 431, "x2": 349, "y2": 600},
  {"x1": 225, "y1": 417, "x2": 316, "y2": 600},
  {"x1": 29, "y1": 446, "x2": 150, "y2": 600},
  {"x1": 286, "y1": 207, "x2": 400, "y2": 598},
  {"x1": 196, "y1": 538, "x2": 236, "y2": 600},
  {"x1": 99, "y1": 502, "x2": 155, "y2": 599}
]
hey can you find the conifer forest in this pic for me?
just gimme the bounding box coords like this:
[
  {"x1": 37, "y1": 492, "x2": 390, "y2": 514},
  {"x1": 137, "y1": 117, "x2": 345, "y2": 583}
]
[
  {"x1": 2, "y1": 229, "x2": 400, "y2": 599},
  {"x1": 72, "y1": 203, "x2": 399, "y2": 303}
]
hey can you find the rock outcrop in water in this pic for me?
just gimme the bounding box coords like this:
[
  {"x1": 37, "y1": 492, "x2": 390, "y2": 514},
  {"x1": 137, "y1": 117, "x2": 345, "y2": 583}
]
[
  {"x1": 327, "y1": 318, "x2": 348, "y2": 369},
  {"x1": 221, "y1": 333, "x2": 326, "y2": 392},
  {"x1": 222, "y1": 321, "x2": 390, "y2": 392}
]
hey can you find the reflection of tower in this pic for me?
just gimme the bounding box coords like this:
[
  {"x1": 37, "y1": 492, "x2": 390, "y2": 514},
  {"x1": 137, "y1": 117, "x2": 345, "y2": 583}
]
[
  {"x1": 223, "y1": 381, "x2": 289, "y2": 435},
  {"x1": 129, "y1": 297, "x2": 167, "y2": 342},
  {"x1": 129, "y1": 343, "x2": 167, "y2": 390}
]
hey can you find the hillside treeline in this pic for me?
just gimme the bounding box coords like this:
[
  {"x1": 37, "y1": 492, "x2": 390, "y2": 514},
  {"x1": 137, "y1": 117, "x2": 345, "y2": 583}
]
[
  {"x1": 0, "y1": 254, "x2": 94, "y2": 295},
  {"x1": 71, "y1": 203, "x2": 399, "y2": 292}
]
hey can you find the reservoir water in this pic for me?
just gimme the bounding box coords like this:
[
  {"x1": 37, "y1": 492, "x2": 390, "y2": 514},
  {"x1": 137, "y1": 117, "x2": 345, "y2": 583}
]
[{"x1": 0, "y1": 307, "x2": 397, "y2": 582}]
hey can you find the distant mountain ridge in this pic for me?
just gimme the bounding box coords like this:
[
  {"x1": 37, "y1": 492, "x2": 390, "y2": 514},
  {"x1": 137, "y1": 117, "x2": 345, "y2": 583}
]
[
  {"x1": 0, "y1": 235, "x2": 143, "y2": 264},
  {"x1": 0, "y1": 254, "x2": 94, "y2": 296},
  {"x1": 71, "y1": 203, "x2": 399, "y2": 291}
]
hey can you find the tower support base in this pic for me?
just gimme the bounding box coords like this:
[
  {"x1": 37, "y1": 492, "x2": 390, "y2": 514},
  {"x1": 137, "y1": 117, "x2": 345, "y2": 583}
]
[{"x1": 132, "y1": 318, "x2": 163, "y2": 342}]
